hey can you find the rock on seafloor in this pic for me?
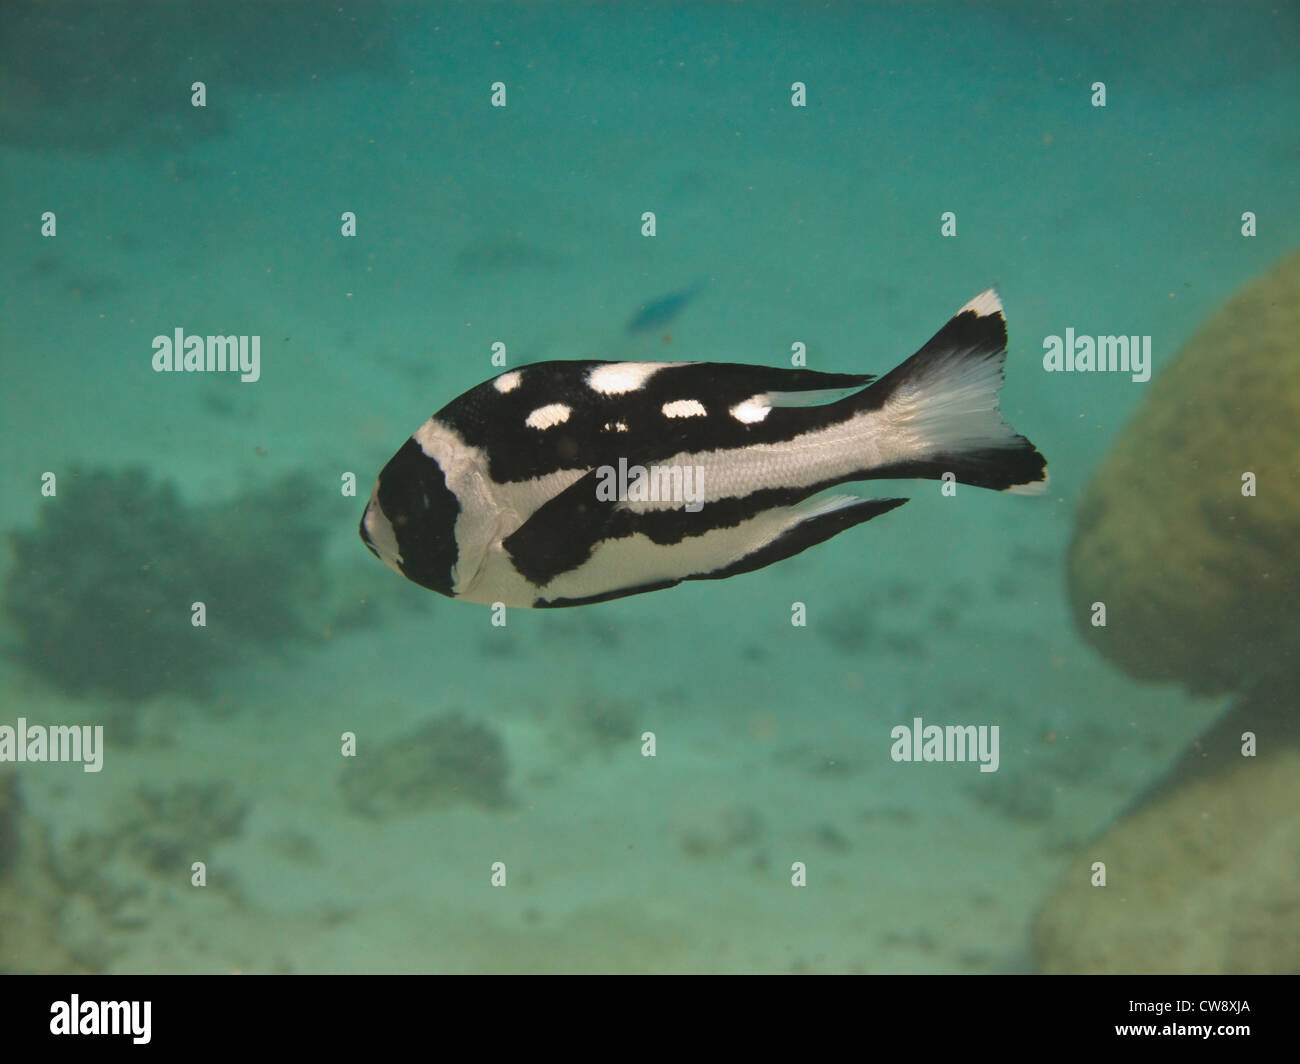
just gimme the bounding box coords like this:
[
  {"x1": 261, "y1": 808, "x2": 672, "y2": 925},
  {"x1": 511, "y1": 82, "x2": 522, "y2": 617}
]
[
  {"x1": 1067, "y1": 250, "x2": 1300, "y2": 695},
  {"x1": 1033, "y1": 680, "x2": 1300, "y2": 973},
  {"x1": 1046, "y1": 253, "x2": 1300, "y2": 973}
]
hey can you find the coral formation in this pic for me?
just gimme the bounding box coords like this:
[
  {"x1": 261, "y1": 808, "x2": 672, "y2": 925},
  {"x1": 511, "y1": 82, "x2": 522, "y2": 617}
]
[
  {"x1": 2, "y1": 468, "x2": 326, "y2": 701},
  {"x1": 1067, "y1": 250, "x2": 1300, "y2": 695},
  {"x1": 49, "y1": 780, "x2": 250, "y2": 899},
  {"x1": 1033, "y1": 680, "x2": 1300, "y2": 973},
  {"x1": 120, "y1": 781, "x2": 250, "y2": 876},
  {"x1": 340, "y1": 714, "x2": 513, "y2": 818}
]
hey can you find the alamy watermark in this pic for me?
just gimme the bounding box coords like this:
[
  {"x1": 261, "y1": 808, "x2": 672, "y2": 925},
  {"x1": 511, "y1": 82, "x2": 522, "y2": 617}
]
[
  {"x1": 0, "y1": 717, "x2": 104, "y2": 772},
  {"x1": 50, "y1": 995, "x2": 150, "y2": 1044},
  {"x1": 151, "y1": 328, "x2": 260, "y2": 382},
  {"x1": 595, "y1": 457, "x2": 705, "y2": 512},
  {"x1": 1042, "y1": 329, "x2": 1151, "y2": 382},
  {"x1": 890, "y1": 715, "x2": 999, "y2": 772}
]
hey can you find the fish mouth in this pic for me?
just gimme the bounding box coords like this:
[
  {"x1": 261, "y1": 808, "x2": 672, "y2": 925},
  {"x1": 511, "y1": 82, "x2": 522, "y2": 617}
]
[
  {"x1": 360, "y1": 489, "x2": 409, "y2": 579},
  {"x1": 358, "y1": 502, "x2": 381, "y2": 559}
]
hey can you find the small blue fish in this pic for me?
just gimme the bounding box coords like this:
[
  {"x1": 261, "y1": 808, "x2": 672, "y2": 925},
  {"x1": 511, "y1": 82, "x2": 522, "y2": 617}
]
[{"x1": 626, "y1": 279, "x2": 706, "y2": 334}]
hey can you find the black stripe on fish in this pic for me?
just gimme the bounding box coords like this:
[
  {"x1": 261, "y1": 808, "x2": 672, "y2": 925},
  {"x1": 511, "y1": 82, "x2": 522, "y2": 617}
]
[{"x1": 506, "y1": 467, "x2": 897, "y2": 588}]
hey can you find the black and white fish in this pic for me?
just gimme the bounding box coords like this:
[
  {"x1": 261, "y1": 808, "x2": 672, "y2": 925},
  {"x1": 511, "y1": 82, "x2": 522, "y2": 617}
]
[{"x1": 361, "y1": 289, "x2": 1048, "y2": 607}]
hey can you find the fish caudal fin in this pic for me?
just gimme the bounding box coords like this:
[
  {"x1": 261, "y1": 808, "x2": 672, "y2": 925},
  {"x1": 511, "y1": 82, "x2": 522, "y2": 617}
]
[{"x1": 857, "y1": 289, "x2": 1049, "y2": 494}]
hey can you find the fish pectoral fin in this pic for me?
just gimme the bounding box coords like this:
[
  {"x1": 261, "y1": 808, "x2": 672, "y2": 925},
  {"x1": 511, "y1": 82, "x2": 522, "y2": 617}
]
[{"x1": 690, "y1": 493, "x2": 909, "y2": 582}]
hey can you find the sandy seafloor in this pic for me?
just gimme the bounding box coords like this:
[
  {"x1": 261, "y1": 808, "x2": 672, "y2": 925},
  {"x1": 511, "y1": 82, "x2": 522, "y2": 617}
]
[{"x1": 0, "y1": 3, "x2": 1296, "y2": 972}]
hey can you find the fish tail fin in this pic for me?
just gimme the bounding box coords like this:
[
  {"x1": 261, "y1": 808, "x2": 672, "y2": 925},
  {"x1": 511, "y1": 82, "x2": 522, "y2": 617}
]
[{"x1": 855, "y1": 289, "x2": 1049, "y2": 494}]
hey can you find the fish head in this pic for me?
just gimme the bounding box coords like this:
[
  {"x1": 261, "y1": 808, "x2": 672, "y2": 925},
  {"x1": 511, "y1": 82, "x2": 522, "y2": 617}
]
[{"x1": 359, "y1": 430, "x2": 465, "y2": 598}]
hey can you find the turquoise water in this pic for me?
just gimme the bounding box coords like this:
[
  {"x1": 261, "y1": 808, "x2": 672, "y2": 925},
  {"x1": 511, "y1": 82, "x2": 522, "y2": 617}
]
[{"x1": 1, "y1": 1, "x2": 1296, "y2": 973}]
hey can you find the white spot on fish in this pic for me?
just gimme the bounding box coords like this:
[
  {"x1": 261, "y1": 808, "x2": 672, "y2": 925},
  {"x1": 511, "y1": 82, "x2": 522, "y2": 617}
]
[
  {"x1": 662, "y1": 398, "x2": 707, "y2": 419},
  {"x1": 494, "y1": 371, "x2": 522, "y2": 394},
  {"x1": 526, "y1": 403, "x2": 571, "y2": 430},
  {"x1": 730, "y1": 395, "x2": 770, "y2": 423},
  {"x1": 587, "y1": 362, "x2": 679, "y2": 395}
]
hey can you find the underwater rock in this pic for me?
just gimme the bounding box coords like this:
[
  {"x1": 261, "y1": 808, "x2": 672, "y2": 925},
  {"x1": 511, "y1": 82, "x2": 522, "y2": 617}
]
[
  {"x1": 340, "y1": 714, "x2": 512, "y2": 818},
  {"x1": 0, "y1": 771, "x2": 18, "y2": 881},
  {"x1": 1033, "y1": 680, "x2": 1300, "y2": 973},
  {"x1": 1050, "y1": 257, "x2": 1300, "y2": 972},
  {"x1": 2, "y1": 468, "x2": 326, "y2": 702},
  {"x1": 1067, "y1": 250, "x2": 1300, "y2": 695}
]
